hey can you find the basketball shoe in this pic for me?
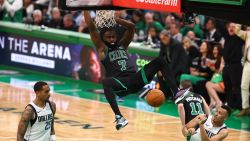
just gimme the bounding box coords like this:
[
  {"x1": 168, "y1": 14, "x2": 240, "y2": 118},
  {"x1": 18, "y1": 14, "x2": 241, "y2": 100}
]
[
  {"x1": 174, "y1": 87, "x2": 191, "y2": 104},
  {"x1": 114, "y1": 115, "x2": 128, "y2": 130}
]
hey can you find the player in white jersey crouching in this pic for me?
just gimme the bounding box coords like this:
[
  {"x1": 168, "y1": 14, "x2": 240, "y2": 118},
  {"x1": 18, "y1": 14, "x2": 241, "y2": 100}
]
[
  {"x1": 185, "y1": 105, "x2": 231, "y2": 141},
  {"x1": 17, "y1": 81, "x2": 56, "y2": 141}
]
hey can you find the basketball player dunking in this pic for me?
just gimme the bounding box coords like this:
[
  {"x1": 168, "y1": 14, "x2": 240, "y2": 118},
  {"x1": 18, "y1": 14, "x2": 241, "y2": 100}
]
[
  {"x1": 17, "y1": 81, "x2": 56, "y2": 141},
  {"x1": 84, "y1": 11, "x2": 190, "y2": 130}
]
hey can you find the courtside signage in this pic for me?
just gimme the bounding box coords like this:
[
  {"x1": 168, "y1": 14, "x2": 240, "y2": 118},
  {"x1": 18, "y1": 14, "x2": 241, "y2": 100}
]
[{"x1": 113, "y1": 0, "x2": 181, "y2": 12}]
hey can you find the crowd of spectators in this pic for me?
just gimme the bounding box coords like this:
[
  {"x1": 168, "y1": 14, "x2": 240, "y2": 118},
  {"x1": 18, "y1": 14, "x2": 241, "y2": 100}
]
[{"x1": 0, "y1": 0, "x2": 249, "y2": 117}]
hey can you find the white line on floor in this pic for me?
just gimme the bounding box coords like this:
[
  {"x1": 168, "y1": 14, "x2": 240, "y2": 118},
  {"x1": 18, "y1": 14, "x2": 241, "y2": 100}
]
[
  {"x1": 153, "y1": 121, "x2": 181, "y2": 125},
  {"x1": 54, "y1": 89, "x2": 82, "y2": 92}
]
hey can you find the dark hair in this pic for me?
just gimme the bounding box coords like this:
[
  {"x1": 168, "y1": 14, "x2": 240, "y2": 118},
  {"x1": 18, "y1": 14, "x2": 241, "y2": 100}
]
[
  {"x1": 207, "y1": 17, "x2": 216, "y2": 27},
  {"x1": 213, "y1": 43, "x2": 223, "y2": 69},
  {"x1": 99, "y1": 27, "x2": 116, "y2": 40},
  {"x1": 132, "y1": 10, "x2": 144, "y2": 21},
  {"x1": 147, "y1": 24, "x2": 158, "y2": 32},
  {"x1": 201, "y1": 41, "x2": 213, "y2": 58},
  {"x1": 221, "y1": 105, "x2": 232, "y2": 117},
  {"x1": 34, "y1": 81, "x2": 48, "y2": 92},
  {"x1": 64, "y1": 14, "x2": 74, "y2": 22}
]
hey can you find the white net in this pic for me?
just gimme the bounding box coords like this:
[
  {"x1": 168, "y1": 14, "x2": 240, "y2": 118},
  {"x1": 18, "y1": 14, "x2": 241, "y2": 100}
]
[{"x1": 95, "y1": 10, "x2": 116, "y2": 29}]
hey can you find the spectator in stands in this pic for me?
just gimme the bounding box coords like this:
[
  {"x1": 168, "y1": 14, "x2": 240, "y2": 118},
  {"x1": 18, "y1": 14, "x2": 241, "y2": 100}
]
[
  {"x1": 180, "y1": 21, "x2": 204, "y2": 39},
  {"x1": 159, "y1": 30, "x2": 188, "y2": 78},
  {"x1": 180, "y1": 41, "x2": 213, "y2": 86},
  {"x1": 61, "y1": 14, "x2": 78, "y2": 32},
  {"x1": 22, "y1": 0, "x2": 34, "y2": 23},
  {"x1": 205, "y1": 44, "x2": 225, "y2": 109},
  {"x1": 164, "y1": 14, "x2": 175, "y2": 29},
  {"x1": 131, "y1": 10, "x2": 145, "y2": 34},
  {"x1": 170, "y1": 12, "x2": 185, "y2": 27},
  {"x1": 71, "y1": 10, "x2": 82, "y2": 26},
  {"x1": 196, "y1": 15, "x2": 206, "y2": 28},
  {"x1": 144, "y1": 12, "x2": 164, "y2": 34},
  {"x1": 35, "y1": 2, "x2": 50, "y2": 25},
  {"x1": 144, "y1": 24, "x2": 160, "y2": 46},
  {"x1": 0, "y1": 0, "x2": 23, "y2": 22},
  {"x1": 237, "y1": 26, "x2": 250, "y2": 117},
  {"x1": 32, "y1": 9, "x2": 45, "y2": 26},
  {"x1": 187, "y1": 31, "x2": 199, "y2": 48},
  {"x1": 170, "y1": 22, "x2": 182, "y2": 43},
  {"x1": 48, "y1": 7, "x2": 62, "y2": 29},
  {"x1": 131, "y1": 10, "x2": 145, "y2": 42},
  {"x1": 182, "y1": 36, "x2": 199, "y2": 68},
  {"x1": 222, "y1": 23, "x2": 244, "y2": 110},
  {"x1": 205, "y1": 17, "x2": 224, "y2": 44},
  {"x1": 115, "y1": 10, "x2": 131, "y2": 21},
  {"x1": 35, "y1": 0, "x2": 57, "y2": 15}
]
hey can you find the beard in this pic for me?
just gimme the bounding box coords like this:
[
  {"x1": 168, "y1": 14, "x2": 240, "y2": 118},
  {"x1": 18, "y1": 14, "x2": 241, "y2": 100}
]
[{"x1": 103, "y1": 41, "x2": 118, "y2": 48}]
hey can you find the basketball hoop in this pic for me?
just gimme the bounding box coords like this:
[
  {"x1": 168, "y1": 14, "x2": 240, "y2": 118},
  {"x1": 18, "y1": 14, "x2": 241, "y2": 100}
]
[{"x1": 95, "y1": 10, "x2": 116, "y2": 29}]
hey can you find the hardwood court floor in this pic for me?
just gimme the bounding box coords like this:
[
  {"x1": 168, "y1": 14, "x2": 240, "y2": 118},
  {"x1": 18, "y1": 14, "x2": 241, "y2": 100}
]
[{"x1": 0, "y1": 82, "x2": 250, "y2": 141}]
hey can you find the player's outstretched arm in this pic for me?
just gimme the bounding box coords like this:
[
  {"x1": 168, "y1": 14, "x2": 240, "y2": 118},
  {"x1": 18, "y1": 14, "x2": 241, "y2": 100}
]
[
  {"x1": 17, "y1": 106, "x2": 34, "y2": 141},
  {"x1": 186, "y1": 114, "x2": 207, "y2": 129},
  {"x1": 177, "y1": 103, "x2": 186, "y2": 126},
  {"x1": 50, "y1": 101, "x2": 57, "y2": 141},
  {"x1": 177, "y1": 103, "x2": 189, "y2": 137},
  {"x1": 83, "y1": 11, "x2": 105, "y2": 52},
  {"x1": 201, "y1": 96, "x2": 211, "y2": 115},
  {"x1": 115, "y1": 18, "x2": 135, "y2": 49}
]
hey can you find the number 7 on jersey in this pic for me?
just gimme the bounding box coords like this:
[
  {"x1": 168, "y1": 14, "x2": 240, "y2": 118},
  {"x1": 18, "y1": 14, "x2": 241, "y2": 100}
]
[{"x1": 118, "y1": 60, "x2": 127, "y2": 71}]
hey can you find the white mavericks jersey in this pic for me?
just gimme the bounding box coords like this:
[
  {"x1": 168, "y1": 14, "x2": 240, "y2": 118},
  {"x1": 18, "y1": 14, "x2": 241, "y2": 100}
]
[
  {"x1": 24, "y1": 102, "x2": 53, "y2": 141},
  {"x1": 190, "y1": 115, "x2": 227, "y2": 141}
]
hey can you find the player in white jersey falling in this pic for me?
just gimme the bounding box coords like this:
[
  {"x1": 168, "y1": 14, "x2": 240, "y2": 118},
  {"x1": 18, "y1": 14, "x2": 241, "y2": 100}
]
[
  {"x1": 185, "y1": 105, "x2": 231, "y2": 141},
  {"x1": 17, "y1": 81, "x2": 56, "y2": 141}
]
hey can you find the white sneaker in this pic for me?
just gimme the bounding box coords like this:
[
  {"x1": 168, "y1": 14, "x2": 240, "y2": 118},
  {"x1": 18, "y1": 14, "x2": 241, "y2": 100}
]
[{"x1": 114, "y1": 115, "x2": 128, "y2": 130}]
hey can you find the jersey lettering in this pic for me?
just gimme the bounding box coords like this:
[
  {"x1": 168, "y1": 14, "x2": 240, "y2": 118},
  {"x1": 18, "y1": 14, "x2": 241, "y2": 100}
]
[
  {"x1": 38, "y1": 113, "x2": 53, "y2": 122},
  {"x1": 109, "y1": 50, "x2": 128, "y2": 62},
  {"x1": 205, "y1": 129, "x2": 216, "y2": 138}
]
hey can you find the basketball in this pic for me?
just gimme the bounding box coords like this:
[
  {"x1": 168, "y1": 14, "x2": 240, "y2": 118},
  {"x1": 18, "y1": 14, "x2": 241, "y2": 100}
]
[{"x1": 146, "y1": 89, "x2": 165, "y2": 107}]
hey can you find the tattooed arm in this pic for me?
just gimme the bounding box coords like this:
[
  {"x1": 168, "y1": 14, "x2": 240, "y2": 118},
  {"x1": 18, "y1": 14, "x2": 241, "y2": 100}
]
[
  {"x1": 50, "y1": 101, "x2": 56, "y2": 136},
  {"x1": 17, "y1": 106, "x2": 34, "y2": 141}
]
